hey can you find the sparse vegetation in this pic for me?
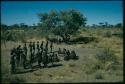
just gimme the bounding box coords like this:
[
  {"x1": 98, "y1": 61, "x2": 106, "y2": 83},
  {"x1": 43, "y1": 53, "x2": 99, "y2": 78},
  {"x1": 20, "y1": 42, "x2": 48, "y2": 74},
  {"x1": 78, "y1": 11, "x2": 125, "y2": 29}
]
[
  {"x1": 102, "y1": 31, "x2": 112, "y2": 37},
  {"x1": 95, "y1": 48, "x2": 117, "y2": 63}
]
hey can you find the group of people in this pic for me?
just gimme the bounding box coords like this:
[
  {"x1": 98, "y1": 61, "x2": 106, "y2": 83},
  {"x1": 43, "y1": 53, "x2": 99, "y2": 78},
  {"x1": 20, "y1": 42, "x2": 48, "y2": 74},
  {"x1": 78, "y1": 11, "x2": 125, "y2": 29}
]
[
  {"x1": 10, "y1": 40, "x2": 78, "y2": 74},
  {"x1": 58, "y1": 48, "x2": 79, "y2": 61},
  {"x1": 10, "y1": 41, "x2": 59, "y2": 73}
]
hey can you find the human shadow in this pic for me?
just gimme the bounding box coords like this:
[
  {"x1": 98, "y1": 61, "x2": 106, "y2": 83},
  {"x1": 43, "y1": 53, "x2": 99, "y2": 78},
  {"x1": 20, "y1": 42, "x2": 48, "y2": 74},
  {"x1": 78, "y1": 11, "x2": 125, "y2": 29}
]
[
  {"x1": 32, "y1": 63, "x2": 63, "y2": 69},
  {"x1": 14, "y1": 68, "x2": 38, "y2": 74},
  {"x1": 48, "y1": 63, "x2": 63, "y2": 68}
]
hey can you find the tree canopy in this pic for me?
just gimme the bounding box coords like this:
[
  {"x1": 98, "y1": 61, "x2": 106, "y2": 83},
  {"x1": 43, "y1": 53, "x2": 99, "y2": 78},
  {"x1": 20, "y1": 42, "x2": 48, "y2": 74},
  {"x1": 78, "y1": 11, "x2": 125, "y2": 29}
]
[{"x1": 38, "y1": 9, "x2": 87, "y2": 42}]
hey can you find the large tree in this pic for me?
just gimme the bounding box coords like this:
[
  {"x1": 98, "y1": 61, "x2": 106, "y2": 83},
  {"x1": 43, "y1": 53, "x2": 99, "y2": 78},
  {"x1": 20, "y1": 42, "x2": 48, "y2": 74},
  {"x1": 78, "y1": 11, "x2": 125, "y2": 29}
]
[{"x1": 38, "y1": 9, "x2": 87, "y2": 43}]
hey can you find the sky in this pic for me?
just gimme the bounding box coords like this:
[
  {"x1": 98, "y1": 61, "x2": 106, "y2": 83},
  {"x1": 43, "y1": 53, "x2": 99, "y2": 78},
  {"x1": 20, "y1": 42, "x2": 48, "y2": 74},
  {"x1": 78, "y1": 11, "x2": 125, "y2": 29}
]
[{"x1": 1, "y1": 1, "x2": 123, "y2": 26}]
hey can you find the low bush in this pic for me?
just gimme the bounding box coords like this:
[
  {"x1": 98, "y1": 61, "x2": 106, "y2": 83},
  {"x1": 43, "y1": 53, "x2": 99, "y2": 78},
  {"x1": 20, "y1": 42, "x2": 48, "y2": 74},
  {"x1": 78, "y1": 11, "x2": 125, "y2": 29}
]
[
  {"x1": 112, "y1": 31, "x2": 123, "y2": 38},
  {"x1": 102, "y1": 31, "x2": 112, "y2": 38},
  {"x1": 95, "y1": 48, "x2": 117, "y2": 63},
  {"x1": 95, "y1": 48, "x2": 119, "y2": 71},
  {"x1": 71, "y1": 36, "x2": 96, "y2": 44},
  {"x1": 95, "y1": 71, "x2": 104, "y2": 79}
]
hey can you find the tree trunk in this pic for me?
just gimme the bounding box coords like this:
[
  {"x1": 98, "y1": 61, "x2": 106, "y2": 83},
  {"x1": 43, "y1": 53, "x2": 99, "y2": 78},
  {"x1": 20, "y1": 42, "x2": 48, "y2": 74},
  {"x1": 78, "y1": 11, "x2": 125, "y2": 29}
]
[{"x1": 60, "y1": 34, "x2": 70, "y2": 43}]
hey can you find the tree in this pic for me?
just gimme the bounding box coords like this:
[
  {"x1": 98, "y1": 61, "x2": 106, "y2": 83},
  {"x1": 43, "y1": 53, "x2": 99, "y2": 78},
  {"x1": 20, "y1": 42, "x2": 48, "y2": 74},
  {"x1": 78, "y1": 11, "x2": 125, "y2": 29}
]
[
  {"x1": 115, "y1": 23, "x2": 122, "y2": 28},
  {"x1": 38, "y1": 9, "x2": 87, "y2": 43},
  {"x1": 20, "y1": 23, "x2": 28, "y2": 28},
  {"x1": 1, "y1": 24, "x2": 8, "y2": 29},
  {"x1": 105, "y1": 22, "x2": 108, "y2": 27},
  {"x1": 55, "y1": 9, "x2": 87, "y2": 42},
  {"x1": 99, "y1": 22, "x2": 104, "y2": 27},
  {"x1": 11, "y1": 24, "x2": 20, "y2": 28}
]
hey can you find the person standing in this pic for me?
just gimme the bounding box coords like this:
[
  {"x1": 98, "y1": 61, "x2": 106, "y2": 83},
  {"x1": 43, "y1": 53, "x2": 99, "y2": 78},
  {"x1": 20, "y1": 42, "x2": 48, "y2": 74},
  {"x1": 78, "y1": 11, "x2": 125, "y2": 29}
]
[
  {"x1": 58, "y1": 48, "x2": 62, "y2": 54},
  {"x1": 42, "y1": 50, "x2": 48, "y2": 68},
  {"x1": 50, "y1": 42, "x2": 53, "y2": 53},
  {"x1": 22, "y1": 52, "x2": 27, "y2": 69},
  {"x1": 16, "y1": 45, "x2": 22, "y2": 65},
  {"x1": 10, "y1": 52, "x2": 17, "y2": 74},
  {"x1": 23, "y1": 42, "x2": 27, "y2": 61},
  {"x1": 33, "y1": 42, "x2": 35, "y2": 54},
  {"x1": 29, "y1": 42, "x2": 33, "y2": 55},
  {"x1": 40, "y1": 41, "x2": 44, "y2": 51},
  {"x1": 45, "y1": 41, "x2": 48, "y2": 53},
  {"x1": 37, "y1": 41, "x2": 40, "y2": 53}
]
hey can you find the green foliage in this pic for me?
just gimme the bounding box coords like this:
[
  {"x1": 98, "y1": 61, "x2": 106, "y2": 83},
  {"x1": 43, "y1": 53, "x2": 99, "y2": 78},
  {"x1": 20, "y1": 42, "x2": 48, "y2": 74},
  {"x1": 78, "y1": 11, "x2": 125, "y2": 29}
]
[
  {"x1": 1, "y1": 30, "x2": 25, "y2": 42},
  {"x1": 38, "y1": 9, "x2": 87, "y2": 42}
]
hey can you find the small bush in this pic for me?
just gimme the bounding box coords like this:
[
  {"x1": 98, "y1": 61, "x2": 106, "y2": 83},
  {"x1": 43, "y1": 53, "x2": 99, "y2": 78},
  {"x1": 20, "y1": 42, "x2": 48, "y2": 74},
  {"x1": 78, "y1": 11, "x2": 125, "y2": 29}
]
[
  {"x1": 95, "y1": 72, "x2": 104, "y2": 79},
  {"x1": 95, "y1": 48, "x2": 119, "y2": 71},
  {"x1": 71, "y1": 36, "x2": 96, "y2": 44},
  {"x1": 105, "y1": 61, "x2": 120, "y2": 71},
  {"x1": 102, "y1": 31, "x2": 112, "y2": 38},
  {"x1": 95, "y1": 48, "x2": 117, "y2": 63},
  {"x1": 112, "y1": 31, "x2": 123, "y2": 38}
]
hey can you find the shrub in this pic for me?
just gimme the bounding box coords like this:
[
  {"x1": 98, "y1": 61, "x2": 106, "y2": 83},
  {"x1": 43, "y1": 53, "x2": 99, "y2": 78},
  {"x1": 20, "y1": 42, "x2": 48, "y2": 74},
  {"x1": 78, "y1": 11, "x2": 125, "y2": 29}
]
[
  {"x1": 112, "y1": 31, "x2": 123, "y2": 38},
  {"x1": 95, "y1": 71, "x2": 104, "y2": 79},
  {"x1": 102, "y1": 31, "x2": 112, "y2": 38},
  {"x1": 71, "y1": 36, "x2": 96, "y2": 44},
  {"x1": 95, "y1": 48, "x2": 119, "y2": 71},
  {"x1": 95, "y1": 48, "x2": 117, "y2": 63}
]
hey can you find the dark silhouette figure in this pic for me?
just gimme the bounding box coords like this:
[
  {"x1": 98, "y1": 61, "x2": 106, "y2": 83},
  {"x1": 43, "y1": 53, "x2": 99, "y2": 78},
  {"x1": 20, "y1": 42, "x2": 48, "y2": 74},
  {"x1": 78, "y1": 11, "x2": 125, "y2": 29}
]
[
  {"x1": 50, "y1": 42, "x2": 53, "y2": 52},
  {"x1": 16, "y1": 45, "x2": 22, "y2": 65},
  {"x1": 37, "y1": 51, "x2": 42, "y2": 68},
  {"x1": 71, "y1": 50, "x2": 79, "y2": 60},
  {"x1": 58, "y1": 48, "x2": 62, "y2": 54},
  {"x1": 37, "y1": 41, "x2": 40, "y2": 52},
  {"x1": 50, "y1": 54, "x2": 54, "y2": 66},
  {"x1": 55, "y1": 54, "x2": 60, "y2": 62},
  {"x1": 64, "y1": 50, "x2": 70, "y2": 61},
  {"x1": 29, "y1": 42, "x2": 33, "y2": 54},
  {"x1": 30, "y1": 53, "x2": 34, "y2": 69},
  {"x1": 42, "y1": 50, "x2": 48, "y2": 68},
  {"x1": 40, "y1": 41, "x2": 44, "y2": 51},
  {"x1": 23, "y1": 42, "x2": 27, "y2": 61},
  {"x1": 10, "y1": 52, "x2": 16, "y2": 74},
  {"x1": 22, "y1": 53, "x2": 27, "y2": 69},
  {"x1": 33, "y1": 42, "x2": 35, "y2": 53},
  {"x1": 63, "y1": 48, "x2": 66, "y2": 55},
  {"x1": 45, "y1": 41, "x2": 48, "y2": 52}
]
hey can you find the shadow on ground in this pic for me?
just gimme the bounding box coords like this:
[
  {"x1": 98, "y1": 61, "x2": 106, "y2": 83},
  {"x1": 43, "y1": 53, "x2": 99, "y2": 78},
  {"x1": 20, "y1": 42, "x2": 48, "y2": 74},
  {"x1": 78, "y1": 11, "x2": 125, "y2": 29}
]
[
  {"x1": 47, "y1": 36, "x2": 97, "y2": 44},
  {"x1": 13, "y1": 63, "x2": 63, "y2": 74},
  {"x1": 48, "y1": 64, "x2": 63, "y2": 68}
]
